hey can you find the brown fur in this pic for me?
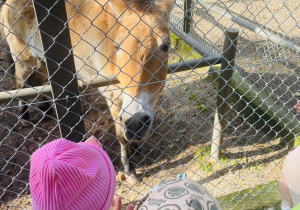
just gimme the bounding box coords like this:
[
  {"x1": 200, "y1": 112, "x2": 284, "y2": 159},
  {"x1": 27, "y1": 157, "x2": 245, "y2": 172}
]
[{"x1": 2, "y1": 0, "x2": 173, "y2": 183}]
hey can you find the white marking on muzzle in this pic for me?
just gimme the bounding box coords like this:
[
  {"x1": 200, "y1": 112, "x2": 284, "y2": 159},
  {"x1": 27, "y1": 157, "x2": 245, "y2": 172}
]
[{"x1": 118, "y1": 91, "x2": 156, "y2": 140}]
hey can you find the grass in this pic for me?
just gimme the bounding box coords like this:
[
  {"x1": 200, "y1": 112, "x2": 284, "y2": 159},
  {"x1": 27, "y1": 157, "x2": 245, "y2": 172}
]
[
  {"x1": 188, "y1": 94, "x2": 210, "y2": 114},
  {"x1": 293, "y1": 135, "x2": 300, "y2": 147},
  {"x1": 194, "y1": 146, "x2": 214, "y2": 172},
  {"x1": 193, "y1": 145, "x2": 281, "y2": 209},
  {"x1": 217, "y1": 180, "x2": 281, "y2": 210},
  {"x1": 194, "y1": 145, "x2": 247, "y2": 173},
  {"x1": 196, "y1": 104, "x2": 209, "y2": 114},
  {"x1": 189, "y1": 93, "x2": 198, "y2": 101},
  {"x1": 249, "y1": 161, "x2": 263, "y2": 170}
]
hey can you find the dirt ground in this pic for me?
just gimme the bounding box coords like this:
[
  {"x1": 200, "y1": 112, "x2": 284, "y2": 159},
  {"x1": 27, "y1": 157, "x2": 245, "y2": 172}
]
[
  {"x1": 0, "y1": 37, "x2": 290, "y2": 210},
  {"x1": 1, "y1": 0, "x2": 299, "y2": 209}
]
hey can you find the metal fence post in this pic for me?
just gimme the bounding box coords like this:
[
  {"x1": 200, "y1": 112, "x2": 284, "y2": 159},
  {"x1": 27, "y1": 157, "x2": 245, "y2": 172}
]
[
  {"x1": 33, "y1": 0, "x2": 85, "y2": 142},
  {"x1": 183, "y1": 0, "x2": 192, "y2": 34},
  {"x1": 211, "y1": 28, "x2": 239, "y2": 160}
]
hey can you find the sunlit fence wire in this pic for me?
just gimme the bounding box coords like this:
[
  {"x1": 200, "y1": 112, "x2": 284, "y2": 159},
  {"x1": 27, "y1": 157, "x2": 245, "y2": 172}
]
[{"x1": 0, "y1": 0, "x2": 299, "y2": 209}]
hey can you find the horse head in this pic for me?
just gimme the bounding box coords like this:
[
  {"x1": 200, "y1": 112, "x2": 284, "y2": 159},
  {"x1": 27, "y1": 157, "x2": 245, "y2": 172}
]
[{"x1": 107, "y1": 0, "x2": 173, "y2": 141}]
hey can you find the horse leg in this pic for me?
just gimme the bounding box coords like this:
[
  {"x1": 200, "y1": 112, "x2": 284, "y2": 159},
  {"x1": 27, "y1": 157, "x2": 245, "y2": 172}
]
[
  {"x1": 100, "y1": 87, "x2": 138, "y2": 184},
  {"x1": 119, "y1": 139, "x2": 138, "y2": 184},
  {"x1": 33, "y1": 59, "x2": 53, "y2": 116},
  {"x1": 14, "y1": 59, "x2": 36, "y2": 126},
  {"x1": 8, "y1": 34, "x2": 37, "y2": 126},
  {"x1": 18, "y1": 100, "x2": 29, "y2": 124}
]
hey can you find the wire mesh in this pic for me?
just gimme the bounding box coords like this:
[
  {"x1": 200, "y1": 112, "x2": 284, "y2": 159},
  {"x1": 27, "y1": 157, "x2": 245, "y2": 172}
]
[{"x1": 0, "y1": 0, "x2": 299, "y2": 209}]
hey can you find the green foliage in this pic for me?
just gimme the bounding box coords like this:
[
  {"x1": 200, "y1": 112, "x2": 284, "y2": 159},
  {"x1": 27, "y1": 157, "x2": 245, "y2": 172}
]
[
  {"x1": 250, "y1": 161, "x2": 263, "y2": 170},
  {"x1": 196, "y1": 104, "x2": 209, "y2": 114},
  {"x1": 199, "y1": 162, "x2": 213, "y2": 173},
  {"x1": 170, "y1": 33, "x2": 201, "y2": 62},
  {"x1": 194, "y1": 146, "x2": 212, "y2": 171},
  {"x1": 294, "y1": 135, "x2": 300, "y2": 147},
  {"x1": 194, "y1": 146, "x2": 211, "y2": 161},
  {"x1": 263, "y1": 148, "x2": 271, "y2": 153},
  {"x1": 196, "y1": 104, "x2": 204, "y2": 110},
  {"x1": 189, "y1": 93, "x2": 198, "y2": 101},
  {"x1": 221, "y1": 157, "x2": 229, "y2": 164}
]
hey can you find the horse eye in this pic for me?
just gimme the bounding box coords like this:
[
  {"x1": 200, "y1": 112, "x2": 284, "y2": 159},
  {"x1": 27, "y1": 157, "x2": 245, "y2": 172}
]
[{"x1": 161, "y1": 42, "x2": 170, "y2": 52}]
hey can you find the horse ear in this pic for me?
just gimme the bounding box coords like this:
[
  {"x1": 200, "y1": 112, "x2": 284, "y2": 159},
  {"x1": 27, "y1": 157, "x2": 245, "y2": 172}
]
[{"x1": 157, "y1": 0, "x2": 174, "y2": 20}]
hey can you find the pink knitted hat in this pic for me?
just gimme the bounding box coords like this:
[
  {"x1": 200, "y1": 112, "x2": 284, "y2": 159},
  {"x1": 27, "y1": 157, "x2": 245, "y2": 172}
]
[{"x1": 30, "y1": 136, "x2": 116, "y2": 210}]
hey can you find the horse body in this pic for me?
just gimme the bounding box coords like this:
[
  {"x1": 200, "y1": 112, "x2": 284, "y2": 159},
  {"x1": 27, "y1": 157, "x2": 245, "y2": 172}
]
[{"x1": 2, "y1": 0, "x2": 173, "y2": 183}]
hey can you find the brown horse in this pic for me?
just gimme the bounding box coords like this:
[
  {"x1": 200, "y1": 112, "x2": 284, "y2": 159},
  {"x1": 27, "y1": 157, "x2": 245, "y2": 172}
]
[{"x1": 2, "y1": 0, "x2": 173, "y2": 183}]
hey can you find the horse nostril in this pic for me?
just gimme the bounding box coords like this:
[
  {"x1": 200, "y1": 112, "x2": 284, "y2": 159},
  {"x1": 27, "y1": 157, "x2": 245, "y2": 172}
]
[
  {"x1": 119, "y1": 116, "x2": 123, "y2": 122},
  {"x1": 124, "y1": 113, "x2": 152, "y2": 140},
  {"x1": 141, "y1": 115, "x2": 151, "y2": 127}
]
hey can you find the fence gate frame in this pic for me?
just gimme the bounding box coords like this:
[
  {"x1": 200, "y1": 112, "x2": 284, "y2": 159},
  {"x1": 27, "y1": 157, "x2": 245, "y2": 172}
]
[{"x1": 32, "y1": 0, "x2": 85, "y2": 142}]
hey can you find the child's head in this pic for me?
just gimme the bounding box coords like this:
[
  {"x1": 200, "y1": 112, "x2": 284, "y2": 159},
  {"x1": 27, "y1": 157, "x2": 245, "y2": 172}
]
[{"x1": 30, "y1": 136, "x2": 116, "y2": 210}]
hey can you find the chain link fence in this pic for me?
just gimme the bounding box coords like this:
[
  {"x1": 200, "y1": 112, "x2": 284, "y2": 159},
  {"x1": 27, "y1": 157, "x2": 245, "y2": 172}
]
[{"x1": 0, "y1": 0, "x2": 299, "y2": 209}]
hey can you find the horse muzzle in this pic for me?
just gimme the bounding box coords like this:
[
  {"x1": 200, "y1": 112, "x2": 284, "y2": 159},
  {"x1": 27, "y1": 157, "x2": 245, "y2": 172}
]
[{"x1": 124, "y1": 112, "x2": 152, "y2": 140}]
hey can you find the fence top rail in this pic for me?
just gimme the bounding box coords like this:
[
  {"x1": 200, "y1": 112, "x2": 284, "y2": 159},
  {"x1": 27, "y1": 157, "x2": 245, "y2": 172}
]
[
  {"x1": 169, "y1": 23, "x2": 216, "y2": 57},
  {"x1": 197, "y1": 0, "x2": 300, "y2": 54},
  {"x1": 0, "y1": 55, "x2": 221, "y2": 104}
]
